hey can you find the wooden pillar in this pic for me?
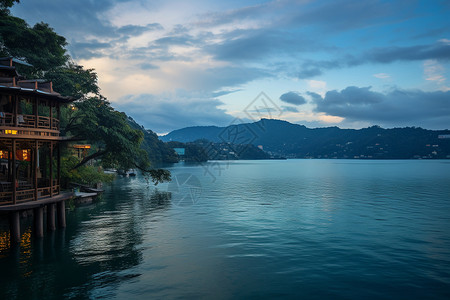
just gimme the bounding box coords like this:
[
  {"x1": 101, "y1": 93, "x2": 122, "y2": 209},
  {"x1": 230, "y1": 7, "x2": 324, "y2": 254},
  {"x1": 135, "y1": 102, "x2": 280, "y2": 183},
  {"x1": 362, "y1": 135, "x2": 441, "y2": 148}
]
[
  {"x1": 57, "y1": 201, "x2": 66, "y2": 228},
  {"x1": 34, "y1": 141, "x2": 38, "y2": 201},
  {"x1": 50, "y1": 142, "x2": 53, "y2": 197},
  {"x1": 47, "y1": 203, "x2": 56, "y2": 231},
  {"x1": 12, "y1": 139, "x2": 16, "y2": 205},
  {"x1": 34, "y1": 206, "x2": 44, "y2": 238},
  {"x1": 49, "y1": 102, "x2": 53, "y2": 130},
  {"x1": 14, "y1": 95, "x2": 18, "y2": 127},
  {"x1": 34, "y1": 96, "x2": 38, "y2": 128},
  {"x1": 57, "y1": 143, "x2": 61, "y2": 194},
  {"x1": 7, "y1": 150, "x2": 11, "y2": 184},
  {"x1": 57, "y1": 104, "x2": 60, "y2": 123},
  {"x1": 9, "y1": 211, "x2": 20, "y2": 245}
]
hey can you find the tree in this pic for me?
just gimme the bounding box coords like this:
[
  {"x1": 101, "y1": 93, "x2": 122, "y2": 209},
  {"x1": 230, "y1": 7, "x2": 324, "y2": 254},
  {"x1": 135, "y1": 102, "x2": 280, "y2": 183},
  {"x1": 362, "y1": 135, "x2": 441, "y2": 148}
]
[
  {"x1": 0, "y1": 16, "x2": 68, "y2": 77},
  {"x1": 66, "y1": 97, "x2": 170, "y2": 184},
  {"x1": 0, "y1": 0, "x2": 19, "y2": 14},
  {"x1": 128, "y1": 117, "x2": 179, "y2": 164},
  {"x1": 45, "y1": 62, "x2": 100, "y2": 98}
]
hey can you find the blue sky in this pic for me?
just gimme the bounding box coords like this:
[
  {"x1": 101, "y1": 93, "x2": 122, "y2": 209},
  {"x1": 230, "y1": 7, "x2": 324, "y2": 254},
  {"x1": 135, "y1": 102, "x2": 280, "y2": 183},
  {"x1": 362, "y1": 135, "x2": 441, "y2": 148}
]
[{"x1": 12, "y1": 0, "x2": 450, "y2": 133}]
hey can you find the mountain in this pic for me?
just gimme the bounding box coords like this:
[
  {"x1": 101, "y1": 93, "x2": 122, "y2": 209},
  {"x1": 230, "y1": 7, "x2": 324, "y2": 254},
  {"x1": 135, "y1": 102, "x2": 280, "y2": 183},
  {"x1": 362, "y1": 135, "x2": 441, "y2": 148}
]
[
  {"x1": 128, "y1": 117, "x2": 178, "y2": 163},
  {"x1": 160, "y1": 119, "x2": 450, "y2": 159}
]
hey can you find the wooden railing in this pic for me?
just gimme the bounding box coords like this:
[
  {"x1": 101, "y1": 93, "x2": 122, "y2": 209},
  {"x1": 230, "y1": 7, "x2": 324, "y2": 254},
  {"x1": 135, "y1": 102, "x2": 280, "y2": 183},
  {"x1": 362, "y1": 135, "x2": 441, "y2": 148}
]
[
  {"x1": 0, "y1": 113, "x2": 59, "y2": 130},
  {"x1": 0, "y1": 180, "x2": 60, "y2": 205}
]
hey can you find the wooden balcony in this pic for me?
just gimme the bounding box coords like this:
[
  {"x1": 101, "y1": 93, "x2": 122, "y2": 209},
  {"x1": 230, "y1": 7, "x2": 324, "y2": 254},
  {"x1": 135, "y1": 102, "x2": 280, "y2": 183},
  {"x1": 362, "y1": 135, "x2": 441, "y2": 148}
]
[
  {"x1": 0, "y1": 113, "x2": 61, "y2": 140},
  {"x1": 0, "y1": 179, "x2": 60, "y2": 205},
  {"x1": 0, "y1": 112, "x2": 59, "y2": 130}
]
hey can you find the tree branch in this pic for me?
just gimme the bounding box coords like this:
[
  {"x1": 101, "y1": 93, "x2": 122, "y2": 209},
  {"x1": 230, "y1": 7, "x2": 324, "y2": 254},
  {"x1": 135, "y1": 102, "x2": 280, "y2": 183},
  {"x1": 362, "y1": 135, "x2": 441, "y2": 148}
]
[
  {"x1": 71, "y1": 149, "x2": 107, "y2": 170},
  {"x1": 133, "y1": 163, "x2": 171, "y2": 185}
]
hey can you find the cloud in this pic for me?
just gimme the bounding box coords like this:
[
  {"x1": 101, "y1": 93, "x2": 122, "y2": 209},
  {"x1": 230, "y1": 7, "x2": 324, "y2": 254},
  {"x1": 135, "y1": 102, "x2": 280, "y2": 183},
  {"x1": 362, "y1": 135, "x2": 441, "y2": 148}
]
[
  {"x1": 12, "y1": 1, "x2": 164, "y2": 60},
  {"x1": 306, "y1": 91, "x2": 323, "y2": 102},
  {"x1": 373, "y1": 73, "x2": 390, "y2": 79},
  {"x1": 70, "y1": 40, "x2": 113, "y2": 59},
  {"x1": 286, "y1": 0, "x2": 408, "y2": 31},
  {"x1": 367, "y1": 42, "x2": 450, "y2": 63},
  {"x1": 194, "y1": 2, "x2": 271, "y2": 28},
  {"x1": 281, "y1": 106, "x2": 299, "y2": 113},
  {"x1": 412, "y1": 27, "x2": 449, "y2": 40},
  {"x1": 139, "y1": 63, "x2": 159, "y2": 70},
  {"x1": 205, "y1": 27, "x2": 320, "y2": 62},
  {"x1": 279, "y1": 91, "x2": 307, "y2": 105},
  {"x1": 116, "y1": 23, "x2": 163, "y2": 35},
  {"x1": 305, "y1": 80, "x2": 327, "y2": 97},
  {"x1": 306, "y1": 79, "x2": 327, "y2": 90},
  {"x1": 423, "y1": 60, "x2": 446, "y2": 83},
  {"x1": 12, "y1": 0, "x2": 120, "y2": 37},
  {"x1": 296, "y1": 41, "x2": 450, "y2": 79},
  {"x1": 212, "y1": 89, "x2": 242, "y2": 97},
  {"x1": 114, "y1": 91, "x2": 235, "y2": 133},
  {"x1": 297, "y1": 68, "x2": 323, "y2": 79},
  {"x1": 312, "y1": 86, "x2": 450, "y2": 129}
]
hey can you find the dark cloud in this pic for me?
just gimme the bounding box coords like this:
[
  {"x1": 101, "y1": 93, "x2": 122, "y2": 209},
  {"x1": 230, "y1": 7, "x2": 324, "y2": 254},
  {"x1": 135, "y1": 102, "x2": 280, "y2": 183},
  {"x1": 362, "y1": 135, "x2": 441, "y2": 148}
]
[
  {"x1": 286, "y1": 0, "x2": 410, "y2": 31},
  {"x1": 297, "y1": 68, "x2": 323, "y2": 79},
  {"x1": 114, "y1": 92, "x2": 234, "y2": 133},
  {"x1": 306, "y1": 91, "x2": 323, "y2": 102},
  {"x1": 152, "y1": 35, "x2": 195, "y2": 47},
  {"x1": 139, "y1": 63, "x2": 159, "y2": 70},
  {"x1": 12, "y1": 0, "x2": 123, "y2": 37},
  {"x1": 116, "y1": 23, "x2": 163, "y2": 35},
  {"x1": 206, "y1": 28, "x2": 318, "y2": 62},
  {"x1": 194, "y1": 3, "x2": 269, "y2": 28},
  {"x1": 70, "y1": 40, "x2": 112, "y2": 59},
  {"x1": 206, "y1": 29, "x2": 278, "y2": 61},
  {"x1": 297, "y1": 41, "x2": 450, "y2": 79},
  {"x1": 411, "y1": 27, "x2": 450, "y2": 40},
  {"x1": 212, "y1": 90, "x2": 242, "y2": 97},
  {"x1": 185, "y1": 66, "x2": 270, "y2": 91},
  {"x1": 282, "y1": 106, "x2": 299, "y2": 113},
  {"x1": 280, "y1": 92, "x2": 307, "y2": 105},
  {"x1": 367, "y1": 42, "x2": 450, "y2": 63},
  {"x1": 312, "y1": 86, "x2": 450, "y2": 129},
  {"x1": 12, "y1": 1, "x2": 164, "y2": 60}
]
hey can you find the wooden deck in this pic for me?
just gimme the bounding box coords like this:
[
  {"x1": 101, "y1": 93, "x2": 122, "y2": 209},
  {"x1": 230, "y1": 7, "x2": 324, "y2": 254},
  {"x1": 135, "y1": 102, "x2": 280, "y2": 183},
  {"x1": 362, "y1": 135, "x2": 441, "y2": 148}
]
[{"x1": 0, "y1": 192, "x2": 73, "y2": 212}]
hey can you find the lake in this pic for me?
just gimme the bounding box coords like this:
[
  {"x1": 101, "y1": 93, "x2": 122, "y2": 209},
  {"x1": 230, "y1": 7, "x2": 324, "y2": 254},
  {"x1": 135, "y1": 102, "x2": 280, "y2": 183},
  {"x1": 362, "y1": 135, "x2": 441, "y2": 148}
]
[{"x1": 1, "y1": 159, "x2": 449, "y2": 299}]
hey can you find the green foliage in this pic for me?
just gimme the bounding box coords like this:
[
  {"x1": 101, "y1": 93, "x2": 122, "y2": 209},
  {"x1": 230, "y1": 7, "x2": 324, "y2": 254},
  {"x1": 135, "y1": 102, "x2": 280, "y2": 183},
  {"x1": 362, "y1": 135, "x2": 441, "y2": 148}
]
[
  {"x1": 0, "y1": 16, "x2": 68, "y2": 76},
  {"x1": 143, "y1": 169, "x2": 172, "y2": 186},
  {"x1": 64, "y1": 97, "x2": 171, "y2": 184},
  {"x1": 128, "y1": 117, "x2": 178, "y2": 164},
  {"x1": 0, "y1": 0, "x2": 19, "y2": 14},
  {"x1": 60, "y1": 155, "x2": 115, "y2": 187},
  {"x1": 45, "y1": 62, "x2": 100, "y2": 98},
  {"x1": 67, "y1": 97, "x2": 144, "y2": 169}
]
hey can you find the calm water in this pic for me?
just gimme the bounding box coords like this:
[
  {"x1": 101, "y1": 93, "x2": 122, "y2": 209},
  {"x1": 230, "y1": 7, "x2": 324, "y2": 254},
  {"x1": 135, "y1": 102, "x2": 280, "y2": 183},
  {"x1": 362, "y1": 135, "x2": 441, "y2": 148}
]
[{"x1": 1, "y1": 160, "x2": 450, "y2": 299}]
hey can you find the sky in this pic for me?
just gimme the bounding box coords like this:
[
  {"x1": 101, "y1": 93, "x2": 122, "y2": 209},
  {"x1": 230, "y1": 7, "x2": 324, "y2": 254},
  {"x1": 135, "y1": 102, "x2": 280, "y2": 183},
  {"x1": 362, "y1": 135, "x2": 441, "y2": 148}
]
[{"x1": 11, "y1": 0, "x2": 450, "y2": 133}]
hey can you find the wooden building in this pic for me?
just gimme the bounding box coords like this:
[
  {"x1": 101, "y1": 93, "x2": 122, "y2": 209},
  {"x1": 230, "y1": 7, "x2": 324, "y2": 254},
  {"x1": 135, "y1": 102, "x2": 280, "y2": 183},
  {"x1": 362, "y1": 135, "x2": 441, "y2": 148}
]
[{"x1": 0, "y1": 57, "x2": 74, "y2": 243}]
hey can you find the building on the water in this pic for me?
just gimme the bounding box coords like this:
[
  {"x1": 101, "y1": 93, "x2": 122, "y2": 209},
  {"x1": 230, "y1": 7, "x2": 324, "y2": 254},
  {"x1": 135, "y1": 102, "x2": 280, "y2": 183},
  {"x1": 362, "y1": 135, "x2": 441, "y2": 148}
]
[{"x1": 0, "y1": 57, "x2": 74, "y2": 243}]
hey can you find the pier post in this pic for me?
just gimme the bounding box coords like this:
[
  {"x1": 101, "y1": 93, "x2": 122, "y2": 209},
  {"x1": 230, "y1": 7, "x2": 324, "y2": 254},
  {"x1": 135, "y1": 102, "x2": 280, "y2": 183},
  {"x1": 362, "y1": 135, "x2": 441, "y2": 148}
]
[
  {"x1": 57, "y1": 201, "x2": 66, "y2": 228},
  {"x1": 9, "y1": 211, "x2": 21, "y2": 245},
  {"x1": 47, "y1": 203, "x2": 56, "y2": 231},
  {"x1": 34, "y1": 207, "x2": 44, "y2": 238}
]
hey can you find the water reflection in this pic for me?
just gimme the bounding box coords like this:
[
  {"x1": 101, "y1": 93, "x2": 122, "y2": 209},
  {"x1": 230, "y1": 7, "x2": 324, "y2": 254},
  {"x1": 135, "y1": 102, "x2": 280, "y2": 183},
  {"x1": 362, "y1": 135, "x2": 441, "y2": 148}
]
[{"x1": 0, "y1": 188, "x2": 172, "y2": 300}]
